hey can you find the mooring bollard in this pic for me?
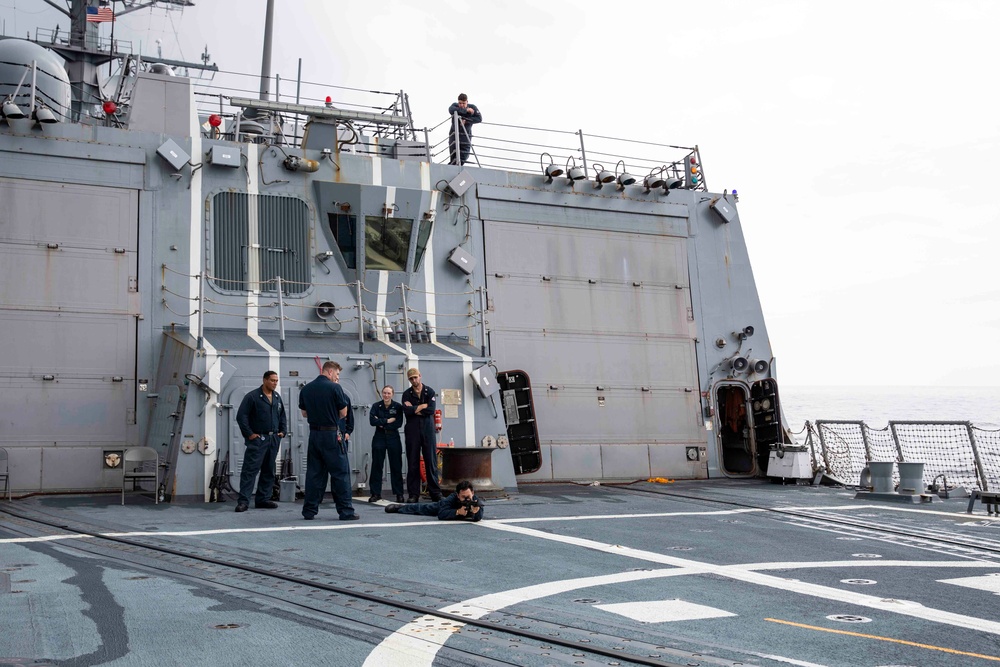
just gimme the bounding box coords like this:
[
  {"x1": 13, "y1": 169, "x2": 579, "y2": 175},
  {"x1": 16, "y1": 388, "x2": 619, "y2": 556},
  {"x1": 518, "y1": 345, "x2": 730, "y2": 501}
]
[
  {"x1": 868, "y1": 461, "x2": 895, "y2": 494},
  {"x1": 897, "y1": 462, "x2": 925, "y2": 495}
]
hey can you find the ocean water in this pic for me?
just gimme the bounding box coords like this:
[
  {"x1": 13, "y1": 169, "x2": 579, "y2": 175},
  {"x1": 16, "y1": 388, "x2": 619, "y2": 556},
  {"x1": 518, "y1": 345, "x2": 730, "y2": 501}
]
[{"x1": 779, "y1": 385, "x2": 1000, "y2": 432}]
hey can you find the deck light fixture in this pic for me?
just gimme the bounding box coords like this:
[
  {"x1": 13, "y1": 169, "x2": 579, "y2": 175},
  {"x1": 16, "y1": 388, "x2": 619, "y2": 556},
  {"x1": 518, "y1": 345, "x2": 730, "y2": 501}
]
[
  {"x1": 749, "y1": 358, "x2": 769, "y2": 374},
  {"x1": 565, "y1": 156, "x2": 586, "y2": 184},
  {"x1": 2, "y1": 97, "x2": 25, "y2": 120},
  {"x1": 615, "y1": 160, "x2": 637, "y2": 190},
  {"x1": 643, "y1": 168, "x2": 666, "y2": 193},
  {"x1": 540, "y1": 152, "x2": 563, "y2": 183},
  {"x1": 663, "y1": 176, "x2": 684, "y2": 192},
  {"x1": 592, "y1": 163, "x2": 615, "y2": 189},
  {"x1": 33, "y1": 103, "x2": 58, "y2": 124}
]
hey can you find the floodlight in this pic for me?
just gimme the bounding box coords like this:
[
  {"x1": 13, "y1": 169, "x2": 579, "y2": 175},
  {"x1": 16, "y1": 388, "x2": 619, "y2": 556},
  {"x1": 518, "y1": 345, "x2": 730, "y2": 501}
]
[
  {"x1": 540, "y1": 152, "x2": 563, "y2": 183},
  {"x1": 643, "y1": 168, "x2": 665, "y2": 192},
  {"x1": 592, "y1": 163, "x2": 615, "y2": 188},
  {"x1": 615, "y1": 160, "x2": 636, "y2": 189},
  {"x1": 565, "y1": 156, "x2": 586, "y2": 183},
  {"x1": 33, "y1": 103, "x2": 58, "y2": 124},
  {"x1": 2, "y1": 97, "x2": 25, "y2": 120}
]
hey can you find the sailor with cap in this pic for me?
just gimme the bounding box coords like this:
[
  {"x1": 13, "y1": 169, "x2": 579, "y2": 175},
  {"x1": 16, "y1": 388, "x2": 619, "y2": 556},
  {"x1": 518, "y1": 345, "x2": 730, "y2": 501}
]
[{"x1": 401, "y1": 367, "x2": 440, "y2": 502}]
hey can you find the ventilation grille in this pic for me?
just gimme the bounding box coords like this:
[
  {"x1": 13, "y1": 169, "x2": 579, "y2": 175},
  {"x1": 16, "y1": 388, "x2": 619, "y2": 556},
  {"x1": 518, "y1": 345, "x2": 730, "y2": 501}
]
[{"x1": 212, "y1": 193, "x2": 310, "y2": 295}]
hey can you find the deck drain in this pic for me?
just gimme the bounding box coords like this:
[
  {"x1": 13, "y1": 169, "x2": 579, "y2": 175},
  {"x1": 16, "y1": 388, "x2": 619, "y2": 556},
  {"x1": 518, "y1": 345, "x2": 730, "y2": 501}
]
[
  {"x1": 440, "y1": 558, "x2": 463, "y2": 563},
  {"x1": 690, "y1": 529, "x2": 713, "y2": 533},
  {"x1": 827, "y1": 614, "x2": 872, "y2": 623},
  {"x1": 573, "y1": 598, "x2": 600, "y2": 604},
  {"x1": 667, "y1": 546, "x2": 694, "y2": 551},
  {"x1": 211, "y1": 623, "x2": 242, "y2": 630},
  {"x1": 718, "y1": 519, "x2": 744, "y2": 524},
  {"x1": 279, "y1": 548, "x2": 300, "y2": 552},
  {"x1": 125, "y1": 576, "x2": 151, "y2": 580},
  {"x1": 836, "y1": 537, "x2": 862, "y2": 541},
  {"x1": 851, "y1": 553, "x2": 882, "y2": 558},
  {"x1": 841, "y1": 579, "x2": 877, "y2": 585}
]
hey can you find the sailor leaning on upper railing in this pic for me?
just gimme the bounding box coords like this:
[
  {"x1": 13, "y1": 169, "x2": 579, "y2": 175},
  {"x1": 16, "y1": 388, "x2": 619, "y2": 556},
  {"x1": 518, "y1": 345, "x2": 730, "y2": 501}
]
[{"x1": 448, "y1": 92, "x2": 482, "y2": 166}]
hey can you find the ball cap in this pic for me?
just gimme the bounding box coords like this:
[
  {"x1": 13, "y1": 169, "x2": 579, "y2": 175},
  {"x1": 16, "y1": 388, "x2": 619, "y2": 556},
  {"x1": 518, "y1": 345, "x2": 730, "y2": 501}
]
[{"x1": 406, "y1": 368, "x2": 420, "y2": 379}]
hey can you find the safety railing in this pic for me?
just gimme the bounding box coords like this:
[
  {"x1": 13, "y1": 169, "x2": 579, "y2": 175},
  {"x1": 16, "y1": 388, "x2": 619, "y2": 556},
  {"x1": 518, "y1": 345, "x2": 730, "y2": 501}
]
[
  {"x1": 803, "y1": 420, "x2": 1000, "y2": 493},
  {"x1": 159, "y1": 264, "x2": 487, "y2": 356},
  {"x1": 427, "y1": 114, "x2": 704, "y2": 190},
  {"x1": 193, "y1": 75, "x2": 415, "y2": 151}
]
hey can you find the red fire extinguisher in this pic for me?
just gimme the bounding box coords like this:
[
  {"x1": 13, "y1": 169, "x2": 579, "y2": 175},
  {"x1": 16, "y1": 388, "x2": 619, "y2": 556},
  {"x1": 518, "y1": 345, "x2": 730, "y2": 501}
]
[{"x1": 433, "y1": 409, "x2": 443, "y2": 433}]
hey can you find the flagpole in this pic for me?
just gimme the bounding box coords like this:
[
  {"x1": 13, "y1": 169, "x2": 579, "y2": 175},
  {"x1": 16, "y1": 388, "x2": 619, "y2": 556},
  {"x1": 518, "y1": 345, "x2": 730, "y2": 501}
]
[{"x1": 108, "y1": 1, "x2": 116, "y2": 77}]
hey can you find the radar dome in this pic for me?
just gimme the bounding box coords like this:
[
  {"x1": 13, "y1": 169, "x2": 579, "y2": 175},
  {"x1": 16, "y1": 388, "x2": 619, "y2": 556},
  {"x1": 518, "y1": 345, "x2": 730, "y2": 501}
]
[{"x1": 0, "y1": 39, "x2": 71, "y2": 121}]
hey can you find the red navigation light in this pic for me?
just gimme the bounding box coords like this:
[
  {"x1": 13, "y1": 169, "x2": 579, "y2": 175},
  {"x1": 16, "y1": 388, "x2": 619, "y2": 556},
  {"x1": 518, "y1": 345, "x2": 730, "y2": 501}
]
[
  {"x1": 325, "y1": 95, "x2": 332, "y2": 105},
  {"x1": 102, "y1": 100, "x2": 117, "y2": 115},
  {"x1": 208, "y1": 114, "x2": 222, "y2": 128}
]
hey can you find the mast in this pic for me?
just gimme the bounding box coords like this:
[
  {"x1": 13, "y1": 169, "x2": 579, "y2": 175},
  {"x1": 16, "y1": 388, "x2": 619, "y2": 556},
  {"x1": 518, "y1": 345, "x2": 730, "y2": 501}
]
[{"x1": 259, "y1": 0, "x2": 274, "y2": 101}]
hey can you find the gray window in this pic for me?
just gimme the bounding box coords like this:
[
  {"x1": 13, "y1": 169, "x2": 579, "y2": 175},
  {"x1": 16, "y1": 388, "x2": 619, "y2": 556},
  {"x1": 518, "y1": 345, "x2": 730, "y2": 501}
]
[
  {"x1": 364, "y1": 216, "x2": 413, "y2": 272},
  {"x1": 212, "y1": 193, "x2": 310, "y2": 295}
]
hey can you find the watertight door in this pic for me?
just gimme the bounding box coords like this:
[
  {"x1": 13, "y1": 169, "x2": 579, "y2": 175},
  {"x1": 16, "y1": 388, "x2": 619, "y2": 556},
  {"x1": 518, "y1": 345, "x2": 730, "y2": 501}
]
[
  {"x1": 715, "y1": 382, "x2": 756, "y2": 476},
  {"x1": 749, "y1": 379, "x2": 782, "y2": 472},
  {"x1": 497, "y1": 370, "x2": 542, "y2": 474}
]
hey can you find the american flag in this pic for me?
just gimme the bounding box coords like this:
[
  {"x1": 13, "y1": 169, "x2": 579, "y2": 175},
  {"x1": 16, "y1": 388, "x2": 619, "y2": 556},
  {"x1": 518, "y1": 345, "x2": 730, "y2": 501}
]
[{"x1": 86, "y1": 6, "x2": 115, "y2": 23}]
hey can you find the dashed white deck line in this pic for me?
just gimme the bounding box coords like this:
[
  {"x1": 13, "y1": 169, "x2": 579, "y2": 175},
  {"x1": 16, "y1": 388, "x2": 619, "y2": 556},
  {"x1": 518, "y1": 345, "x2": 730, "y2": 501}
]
[
  {"x1": 594, "y1": 599, "x2": 736, "y2": 623},
  {"x1": 938, "y1": 572, "x2": 1000, "y2": 594}
]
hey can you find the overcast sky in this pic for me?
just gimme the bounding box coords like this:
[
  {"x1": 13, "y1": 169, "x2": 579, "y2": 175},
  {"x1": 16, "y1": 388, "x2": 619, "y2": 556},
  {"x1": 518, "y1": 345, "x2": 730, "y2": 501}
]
[{"x1": 3, "y1": 0, "x2": 998, "y2": 387}]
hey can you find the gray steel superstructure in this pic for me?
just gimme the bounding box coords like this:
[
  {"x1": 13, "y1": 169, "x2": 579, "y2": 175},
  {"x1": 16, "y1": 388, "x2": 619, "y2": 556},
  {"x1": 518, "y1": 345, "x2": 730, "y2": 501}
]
[{"x1": 0, "y1": 1, "x2": 784, "y2": 501}]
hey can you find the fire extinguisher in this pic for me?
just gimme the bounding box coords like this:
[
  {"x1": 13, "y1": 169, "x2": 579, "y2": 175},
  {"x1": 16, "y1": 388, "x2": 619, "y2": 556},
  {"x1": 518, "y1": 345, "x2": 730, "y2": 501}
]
[{"x1": 434, "y1": 409, "x2": 443, "y2": 433}]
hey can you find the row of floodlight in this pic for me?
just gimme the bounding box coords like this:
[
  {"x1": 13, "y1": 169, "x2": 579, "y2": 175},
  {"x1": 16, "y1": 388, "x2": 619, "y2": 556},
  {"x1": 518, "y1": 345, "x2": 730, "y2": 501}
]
[
  {"x1": 541, "y1": 153, "x2": 685, "y2": 193},
  {"x1": 1, "y1": 97, "x2": 59, "y2": 124}
]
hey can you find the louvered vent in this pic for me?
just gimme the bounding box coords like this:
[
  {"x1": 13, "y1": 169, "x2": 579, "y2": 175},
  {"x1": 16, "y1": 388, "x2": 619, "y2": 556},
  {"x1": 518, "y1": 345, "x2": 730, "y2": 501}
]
[{"x1": 212, "y1": 193, "x2": 310, "y2": 295}]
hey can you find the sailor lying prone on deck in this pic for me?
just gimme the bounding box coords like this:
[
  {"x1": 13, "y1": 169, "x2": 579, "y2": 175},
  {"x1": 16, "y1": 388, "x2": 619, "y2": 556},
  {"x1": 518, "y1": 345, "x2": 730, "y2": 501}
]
[{"x1": 384, "y1": 480, "x2": 484, "y2": 521}]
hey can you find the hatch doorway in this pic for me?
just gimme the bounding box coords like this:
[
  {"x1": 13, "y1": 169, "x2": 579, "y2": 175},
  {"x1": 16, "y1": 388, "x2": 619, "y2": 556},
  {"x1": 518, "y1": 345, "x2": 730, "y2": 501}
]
[
  {"x1": 496, "y1": 370, "x2": 542, "y2": 475},
  {"x1": 715, "y1": 383, "x2": 756, "y2": 476}
]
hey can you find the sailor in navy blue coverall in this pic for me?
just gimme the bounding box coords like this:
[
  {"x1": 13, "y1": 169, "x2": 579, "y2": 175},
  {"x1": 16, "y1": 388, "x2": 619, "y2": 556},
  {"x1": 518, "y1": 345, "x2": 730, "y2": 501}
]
[
  {"x1": 368, "y1": 385, "x2": 404, "y2": 503},
  {"x1": 234, "y1": 371, "x2": 286, "y2": 512},
  {"x1": 385, "y1": 480, "x2": 484, "y2": 521},
  {"x1": 401, "y1": 367, "x2": 440, "y2": 502},
  {"x1": 298, "y1": 361, "x2": 358, "y2": 521},
  {"x1": 447, "y1": 93, "x2": 482, "y2": 165}
]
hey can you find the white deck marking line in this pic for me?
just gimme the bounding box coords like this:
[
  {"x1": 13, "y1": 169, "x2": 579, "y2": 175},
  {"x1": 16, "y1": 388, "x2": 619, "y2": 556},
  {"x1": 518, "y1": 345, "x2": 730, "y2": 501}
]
[
  {"x1": 494, "y1": 508, "x2": 763, "y2": 523},
  {"x1": 740, "y1": 560, "x2": 999, "y2": 571},
  {"x1": 748, "y1": 652, "x2": 829, "y2": 667},
  {"x1": 0, "y1": 507, "x2": 765, "y2": 544},
  {"x1": 594, "y1": 599, "x2": 736, "y2": 623},
  {"x1": 783, "y1": 504, "x2": 989, "y2": 519},
  {"x1": 938, "y1": 573, "x2": 1000, "y2": 594},
  {"x1": 0, "y1": 520, "x2": 470, "y2": 544}
]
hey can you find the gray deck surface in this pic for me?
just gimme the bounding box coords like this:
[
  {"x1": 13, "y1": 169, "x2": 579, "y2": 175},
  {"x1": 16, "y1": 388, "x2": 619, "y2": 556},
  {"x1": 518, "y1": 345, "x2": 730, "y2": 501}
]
[{"x1": 2, "y1": 480, "x2": 999, "y2": 666}]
